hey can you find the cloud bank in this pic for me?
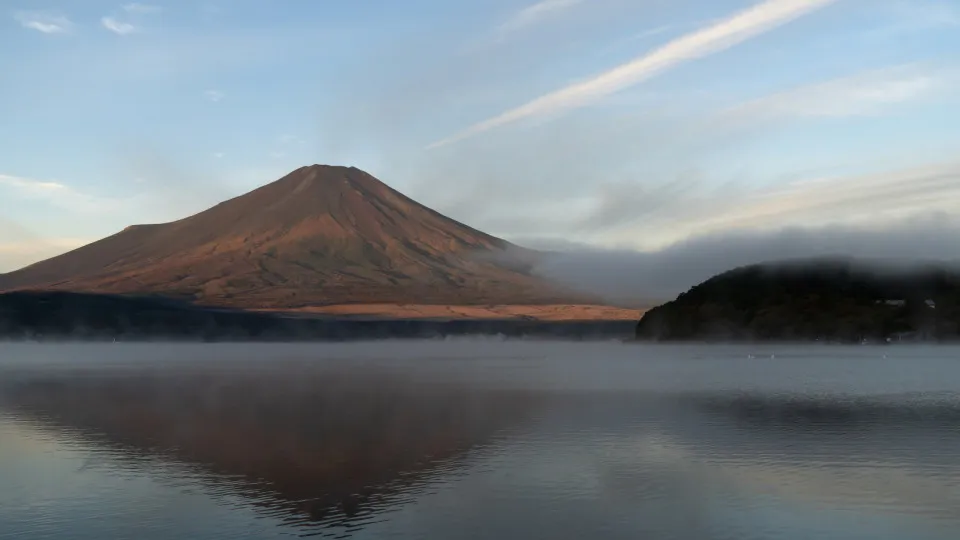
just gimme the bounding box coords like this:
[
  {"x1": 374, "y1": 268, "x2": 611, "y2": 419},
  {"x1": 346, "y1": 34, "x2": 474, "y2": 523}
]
[{"x1": 528, "y1": 215, "x2": 960, "y2": 306}]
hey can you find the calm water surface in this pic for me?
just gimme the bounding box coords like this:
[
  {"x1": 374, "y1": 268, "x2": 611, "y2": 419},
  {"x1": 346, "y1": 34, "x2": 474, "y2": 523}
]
[{"x1": 1, "y1": 341, "x2": 959, "y2": 539}]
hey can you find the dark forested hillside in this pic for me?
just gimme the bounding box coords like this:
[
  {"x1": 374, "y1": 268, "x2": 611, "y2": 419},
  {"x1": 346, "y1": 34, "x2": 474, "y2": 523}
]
[
  {"x1": 0, "y1": 291, "x2": 634, "y2": 341},
  {"x1": 635, "y1": 258, "x2": 960, "y2": 342}
]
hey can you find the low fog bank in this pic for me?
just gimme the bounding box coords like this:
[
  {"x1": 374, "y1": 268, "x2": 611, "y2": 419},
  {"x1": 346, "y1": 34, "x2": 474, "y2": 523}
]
[
  {"x1": 3, "y1": 341, "x2": 960, "y2": 396},
  {"x1": 521, "y1": 219, "x2": 960, "y2": 305}
]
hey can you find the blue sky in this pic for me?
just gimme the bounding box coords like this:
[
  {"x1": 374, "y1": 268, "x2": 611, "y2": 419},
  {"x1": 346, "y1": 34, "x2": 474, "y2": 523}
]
[{"x1": 2, "y1": 0, "x2": 960, "y2": 272}]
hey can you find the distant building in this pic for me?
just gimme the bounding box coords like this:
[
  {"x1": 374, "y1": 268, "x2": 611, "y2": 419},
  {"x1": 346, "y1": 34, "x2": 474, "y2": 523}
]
[{"x1": 888, "y1": 331, "x2": 919, "y2": 343}]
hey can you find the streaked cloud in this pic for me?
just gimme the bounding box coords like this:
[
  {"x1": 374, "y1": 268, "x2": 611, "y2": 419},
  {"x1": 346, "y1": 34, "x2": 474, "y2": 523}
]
[
  {"x1": 429, "y1": 0, "x2": 842, "y2": 148},
  {"x1": 716, "y1": 64, "x2": 947, "y2": 125},
  {"x1": 686, "y1": 161, "x2": 960, "y2": 233},
  {"x1": 13, "y1": 11, "x2": 75, "y2": 34},
  {"x1": 603, "y1": 159, "x2": 960, "y2": 248},
  {"x1": 0, "y1": 174, "x2": 119, "y2": 214},
  {"x1": 498, "y1": 0, "x2": 584, "y2": 35},
  {"x1": 0, "y1": 175, "x2": 75, "y2": 197},
  {"x1": 100, "y1": 3, "x2": 162, "y2": 35}
]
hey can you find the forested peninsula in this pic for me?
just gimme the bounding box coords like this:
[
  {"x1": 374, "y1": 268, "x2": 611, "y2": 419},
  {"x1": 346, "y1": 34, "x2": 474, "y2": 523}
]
[{"x1": 635, "y1": 259, "x2": 960, "y2": 343}]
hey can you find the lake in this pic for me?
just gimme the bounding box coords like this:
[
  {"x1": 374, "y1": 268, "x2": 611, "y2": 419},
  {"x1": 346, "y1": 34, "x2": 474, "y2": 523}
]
[{"x1": 1, "y1": 341, "x2": 959, "y2": 539}]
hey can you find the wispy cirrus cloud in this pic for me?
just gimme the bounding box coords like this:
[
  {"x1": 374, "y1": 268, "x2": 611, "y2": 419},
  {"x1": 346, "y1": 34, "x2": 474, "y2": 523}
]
[
  {"x1": 100, "y1": 3, "x2": 162, "y2": 35},
  {"x1": 428, "y1": 0, "x2": 842, "y2": 149},
  {"x1": 707, "y1": 64, "x2": 950, "y2": 136},
  {"x1": 598, "y1": 159, "x2": 960, "y2": 248},
  {"x1": 410, "y1": 59, "x2": 952, "y2": 250},
  {"x1": 0, "y1": 174, "x2": 119, "y2": 214},
  {"x1": 0, "y1": 175, "x2": 76, "y2": 197},
  {"x1": 13, "y1": 11, "x2": 75, "y2": 34},
  {"x1": 497, "y1": 0, "x2": 584, "y2": 36}
]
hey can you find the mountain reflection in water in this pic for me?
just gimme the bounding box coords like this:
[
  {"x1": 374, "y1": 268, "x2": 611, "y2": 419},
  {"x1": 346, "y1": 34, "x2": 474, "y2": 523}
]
[
  {"x1": 0, "y1": 360, "x2": 537, "y2": 532},
  {"x1": 1, "y1": 343, "x2": 959, "y2": 539}
]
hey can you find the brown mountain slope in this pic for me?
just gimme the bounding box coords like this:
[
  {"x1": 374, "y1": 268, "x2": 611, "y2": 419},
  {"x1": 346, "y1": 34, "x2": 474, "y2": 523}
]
[{"x1": 0, "y1": 165, "x2": 586, "y2": 308}]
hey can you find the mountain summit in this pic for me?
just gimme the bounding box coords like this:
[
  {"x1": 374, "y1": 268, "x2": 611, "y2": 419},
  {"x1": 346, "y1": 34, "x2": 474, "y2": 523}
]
[{"x1": 0, "y1": 165, "x2": 572, "y2": 308}]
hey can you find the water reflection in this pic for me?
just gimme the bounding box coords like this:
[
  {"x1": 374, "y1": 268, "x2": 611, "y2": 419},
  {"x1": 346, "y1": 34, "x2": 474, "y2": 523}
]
[
  {"x1": 681, "y1": 393, "x2": 960, "y2": 522},
  {"x1": 1, "y1": 345, "x2": 959, "y2": 539},
  {"x1": 0, "y1": 362, "x2": 537, "y2": 534}
]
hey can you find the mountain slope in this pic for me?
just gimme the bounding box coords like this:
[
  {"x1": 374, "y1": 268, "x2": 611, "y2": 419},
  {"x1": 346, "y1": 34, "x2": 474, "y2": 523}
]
[{"x1": 0, "y1": 165, "x2": 577, "y2": 308}]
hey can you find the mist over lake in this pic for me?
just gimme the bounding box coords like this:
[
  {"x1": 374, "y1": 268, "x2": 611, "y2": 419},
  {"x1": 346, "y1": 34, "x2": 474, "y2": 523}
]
[{"x1": 2, "y1": 341, "x2": 959, "y2": 540}]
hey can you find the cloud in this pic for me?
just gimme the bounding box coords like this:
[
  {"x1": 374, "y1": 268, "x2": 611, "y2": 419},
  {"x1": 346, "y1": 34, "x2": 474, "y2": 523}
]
[
  {"x1": 123, "y1": 3, "x2": 162, "y2": 14},
  {"x1": 0, "y1": 174, "x2": 119, "y2": 214},
  {"x1": 101, "y1": 16, "x2": 138, "y2": 35},
  {"x1": 428, "y1": 0, "x2": 841, "y2": 149},
  {"x1": 13, "y1": 11, "x2": 74, "y2": 34},
  {"x1": 498, "y1": 0, "x2": 584, "y2": 36},
  {"x1": 717, "y1": 64, "x2": 945, "y2": 122},
  {"x1": 554, "y1": 65, "x2": 949, "y2": 237},
  {"x1": 204, "y1": 89, "x2": 224, "y2": 102},
  {"x1": 100, "y1": 3, "x2": 163, "y2": 35},
  {"x1": 406, "y1": 57, "x2": 954, "y2": 252},
  {"x1": 526, "y1": 214, "x2": 960, "y2": 305},
  {"x1": 665, "y1": 160, "x2": 960, "y2": 237},
  {"x1": 454, "y1": 154, "x2": 960, "y2": 257},
  {"x1": 0, "y1": 175, "x2": 75, "y2": 197},
  {"x1": 558, "y1": 158, "x2": 958, "y2": 254}
]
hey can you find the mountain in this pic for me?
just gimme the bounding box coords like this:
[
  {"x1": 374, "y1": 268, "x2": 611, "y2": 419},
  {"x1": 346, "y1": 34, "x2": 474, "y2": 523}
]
[
  {"x1": 634, "y1": 258, "x2": 960, "y2": 342},
  {"x1": 0, "y1": 165, "x2": 581, "y2": 308}
]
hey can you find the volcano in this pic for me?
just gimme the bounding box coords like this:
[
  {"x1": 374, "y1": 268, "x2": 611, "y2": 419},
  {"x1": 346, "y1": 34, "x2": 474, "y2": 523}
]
[{"x1": 0, "y1": 165, "x2": 584, "y2": 309}]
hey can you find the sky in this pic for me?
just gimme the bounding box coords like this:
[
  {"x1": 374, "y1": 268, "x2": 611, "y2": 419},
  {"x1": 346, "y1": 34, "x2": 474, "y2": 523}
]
[{"x1": 2, "y1": 0, "x2": 960, "y2": 280}]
